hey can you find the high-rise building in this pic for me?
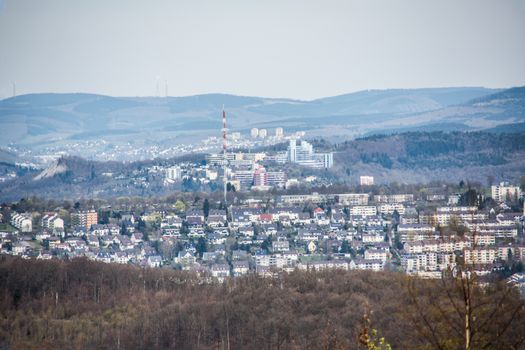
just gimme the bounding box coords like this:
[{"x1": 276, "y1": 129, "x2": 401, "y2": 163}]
[
  {"x1": 288, "y1": 139, "x2": 313, "y2": 162},
  {"x1": 71, "y1": 210, "x2": 98, "y2": 230},
  {"x1": 287, "y1": 139, "x2": 333, "y2": 168},
  {"x1": 313, "y1": 153, "x2": 334, "y2": 169},
  {"x1": 234, "y1": 170, "x2": 255, "y2": 190},
  {"x1": 258, "y1": 129, "x2": 268, "y2": 138},
  {"x1": 275, "y1": 127, "x2": 284, "y2": 138},
  {"x1": 250, "y1": 128, "x2": 259, "y2": 138},
  {"x1": 166, "y1": 166, "x2": 181, "y2": 180},
  {"x1": 253, "y1": 167, "x2": 268, "y2": 186},
  {"x1": 491, "y1": 182, "x2": 521, "y2": 202},
  {"x1": 267, "y1": 171, "x2": 287, "y2": 187}
]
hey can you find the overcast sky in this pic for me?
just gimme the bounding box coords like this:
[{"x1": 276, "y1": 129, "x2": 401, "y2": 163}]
[{"x1": 0, "y1": 0, "x2": 524, "y2": 100}]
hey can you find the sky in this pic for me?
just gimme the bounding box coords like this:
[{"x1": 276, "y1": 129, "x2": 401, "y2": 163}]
[{"x1": 0, "y1": 0, "x2": 524, "y2": 100}]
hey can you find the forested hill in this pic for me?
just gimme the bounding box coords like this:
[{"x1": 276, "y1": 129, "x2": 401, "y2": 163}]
[
  {"x1": 0, "y1": 257, "x2": 523, "y2": 349},
  {"x1": 0, "y1": 131, "x2": 523, "y2": 201},
  {"x1": 332, "y1": 131, "x2": 525, "y2": 184}
]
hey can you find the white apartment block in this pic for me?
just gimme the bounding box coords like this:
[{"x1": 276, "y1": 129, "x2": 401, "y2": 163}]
[
  {"x1": 491, "y1": 182, "x2": 521, "y2": 203},
  {"x1": 373, "y1": 194, "x2": 414, "y2": 203},
  {"x1": 435, "y1": 206, "x2": 484, "y2": 226},
  {"x1": 364, "y1": 249, "x2": 389, "y2": 263},
  {"x1": 463, "y1": 247, "x2": 497, "y2": 265},
  {"x1": 378, "y1": 203, "x2": 405, "y2": 215},
  {"x1": 360, "y1": 176, "x2": 374, "y2": 186},
  {"x1": 350, "y1": 206, "x2": 377, "y2": 216},
  {"x1": 362, "y1": 233, "x2": 386, "y2": 244},
  {"x1": 353, "y1": 258, "x2": 383, "y2": 271},
  {"x1": 401, "y1": 252, "x2": 438, "y2": 273},
  {"x1": 11, "y1": 213, "x2": 32, "y2": 233},
  {"x1": 397, "y1": 224, "x2": 436, "y2": 243}
]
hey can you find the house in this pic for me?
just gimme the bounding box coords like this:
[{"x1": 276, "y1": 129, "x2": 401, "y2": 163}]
[
  {"x1": 353, "y1": 258, "x2": 383, "y2": 271},
  {"x1": 231, "y1": 250, "x2": 249, "y2": 261},
  {"x1": 364, "y1": 249, "x2": 389, "y2": 263},
  {"x1": 112, "y1": 251, "x2": 129, "y2": 264},
  {"x1": 177, "y1": 250, "x2": 196, "y2": 265},
  {"x1": 397, "y1": 224, "x2": 437, "y2": 243},
  {"x1": 161, "y1": 215, "x2": 183, "y2": 228},
  {"x1": 331, "y1": 212, "x2": 346, "y2": 224},
  {"x1": 272, "y1": 239, "x2": 290, "y2": 252},
  {"x1": 131, "y1": 232, "x2": 144, "y2": 244},
  {"x1": 85, "y1": 234, "x2": 99, "y2": 247},
  {"x1": 232, "y1": 261, "x2": 249, "y2": 276},
  {"x1": 207, "y1": 210, "x2": 227, "y2": 227},
  {"x1": 147, "y1": 255, "x2": 162, "y2": 268},
  {"x1": 35, "y1": 231, "x2": 51, "y2": 242},
  {"x1": 238, "y1": 226, "x2": 255, "y2": 237},
  {"x1": 296, "y1": 212, "x2": 312, "y2": 225},
  {"x1": 211, "y1": 263, "x2": 230, "y2": 281},
  {"x1": 362, "y1": 233, "x2": 385, "y2": 244},
  {"x1": 202, "y1": 251, "x2": 219, "y2": 262},
  {"x1": 186, "y1": 209, "x2": 205, "y2": 227},
  {"x1": 259, "y1": 213, "x2": 273, "y2": 224},
  {"x1": 305, "y1": 260, "x2": 349, "y2": 271}
]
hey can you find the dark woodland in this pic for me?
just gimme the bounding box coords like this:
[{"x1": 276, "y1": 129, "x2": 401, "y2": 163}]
[{"x1": 0, "y1": 256, "x2": 523, "y2": 349}]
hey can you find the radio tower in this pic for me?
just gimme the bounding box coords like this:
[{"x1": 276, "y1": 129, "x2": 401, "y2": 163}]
[{"x1": 222, "y1": 106, "x2": 228, "y2": 204}]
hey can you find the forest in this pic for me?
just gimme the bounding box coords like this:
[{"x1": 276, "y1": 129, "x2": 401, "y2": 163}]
[{"x1": 0, "y1": 256, "x2": 523, "y2": 349}]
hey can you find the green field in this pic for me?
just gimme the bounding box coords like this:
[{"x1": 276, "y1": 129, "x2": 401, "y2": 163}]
[{"x1": 0, "y1": 223, "x2": 17, "y2": 232}]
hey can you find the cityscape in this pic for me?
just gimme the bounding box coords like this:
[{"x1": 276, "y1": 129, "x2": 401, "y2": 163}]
[{"x1": 1, "y1": 0, "x2": 525, "y2": 349}]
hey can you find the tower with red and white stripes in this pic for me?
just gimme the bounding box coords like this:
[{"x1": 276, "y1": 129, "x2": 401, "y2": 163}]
[{"x1": 222, "y1": 106, "x2": 228, "y2": 204}]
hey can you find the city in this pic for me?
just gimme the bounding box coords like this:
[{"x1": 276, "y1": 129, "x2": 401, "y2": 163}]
[
  {"x1": 2, "y1": 178, "x2": 524, "y2": 283},
  {"x1": 1, "y1": 0, "x2": 525, "y2": 348}
]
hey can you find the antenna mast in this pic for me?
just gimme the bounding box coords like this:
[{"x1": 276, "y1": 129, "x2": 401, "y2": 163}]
[{"x1": 222, "y1": 106, "x2": 228, "y2": 204}]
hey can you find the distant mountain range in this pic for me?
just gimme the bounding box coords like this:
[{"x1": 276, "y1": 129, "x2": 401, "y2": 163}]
[{"x1": 1, "y1": 86, "x2": 524, "y2": 150}]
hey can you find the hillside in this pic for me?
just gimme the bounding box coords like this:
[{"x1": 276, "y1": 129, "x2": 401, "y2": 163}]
[
  {"x1": 0, "y1": 131, "x2": 523, "y2": 201},
  {"x1": 0, "y1": 257, "x2": 522, "y2": 349},
  {"x1": 3, "y1": 87, "x2": 522, "y2": 155},
  {"x1": 333, "y1": 131, "x2": 525, "y2": 184}
]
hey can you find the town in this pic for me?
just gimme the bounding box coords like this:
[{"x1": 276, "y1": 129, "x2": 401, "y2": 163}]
[{"x1": 1, "y1": 179, "x2": 524, "y2": 285}]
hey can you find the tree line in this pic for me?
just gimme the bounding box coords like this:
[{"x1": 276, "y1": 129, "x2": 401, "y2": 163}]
[{"x1": 0, "y1": 256, "x2": 523, "y2": 349}]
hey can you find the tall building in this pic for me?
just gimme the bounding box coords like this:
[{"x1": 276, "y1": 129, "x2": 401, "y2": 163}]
[
  {"x1": 253, "y1": 167, "x2": 268, "y2": 186},
  {"x1": 10, "y1": 213, "x2": 32, "y2": 233},
  {"x1": 234, "y1": 170, "x2": 255, "y2": 190},
  {"x1": 165, "y1": 166, "x2": 181, "y2": 180},
  {"x1": 206, "y1": 153, "x2": 235, "y2": 165},
  {"x1": 258, "y1": 129, "x2": 268, "y2": 138},
  {"x1": 491, "y1": 182, "x2": 521, "y2": 202},
  {"x1": 313, "y1": 153, "x2": 333, "y2": 169},
  {"x1": 71, "y1": 210, "x2": 98, "y2": 230},
  {"x1": 287, "y1": 139, "x2": 333, "y2": 168},
  {"x1": 275, "y1": 127, "x2": 284, "y2": 138},
  {"x1": 267, "y1": 171, "x2": 287, "y2": 187},
  {"x1": 250, "y1": 128, "x2": 259, "y2": 138},
  {"x1": 288, "y1": 139, "x2": 313, "y2": 162}
]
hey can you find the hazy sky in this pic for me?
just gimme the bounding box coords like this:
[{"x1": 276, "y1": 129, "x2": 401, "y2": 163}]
[{"x1": 0, "y1": 0, "x2": 524, "y2": 100}]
